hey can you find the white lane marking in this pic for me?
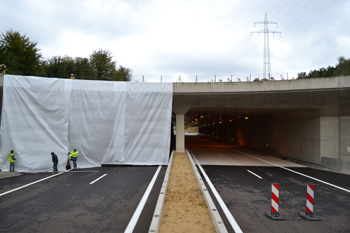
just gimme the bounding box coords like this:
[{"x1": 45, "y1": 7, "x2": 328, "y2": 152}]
[
  {"x1": 124, "y1": 165, "x2": 162, "y2": 233},
  {"x1": 228, "y1": 148, "x2": 350, "y2": 194},
  {"x1": 189, "y1": 150, "x2": 243, "y2": 233},
  {"x1": 247, "y1": 170, "x2": 262, "y2": 179},
  {"x1": 218, "y1": 153, "x2": 225, "y2": 157},
  {"x1": 89, "y1": 174, "x2": 107, "y2": 184},
  {"x1": 0, "y1": 169, "x2": 72, "y2": 197}
]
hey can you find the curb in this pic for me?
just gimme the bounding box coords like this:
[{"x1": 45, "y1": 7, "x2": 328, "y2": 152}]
[
  {"x1": 0, "y1": 172, "x2": 23, "y2": 179},
  {"x1": 186, "y1": 150, "x2": 228, "y2": 233},
  {"x1": 148, "y1": 151, "x2": 174, "y2": 233}
]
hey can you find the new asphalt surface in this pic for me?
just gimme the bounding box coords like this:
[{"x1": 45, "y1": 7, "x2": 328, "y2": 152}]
[
  {"x1": 2, "y1": 136, "x2": 350, "y2": 233},
  {"x1": 187, "y1": 136, "x2": 350, "y2": 233},
  {"x1": 0, "y1": 166, "x2": 166, "y2": 233}
]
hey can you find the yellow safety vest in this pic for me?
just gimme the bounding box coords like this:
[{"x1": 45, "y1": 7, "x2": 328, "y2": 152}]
[
  {"x1": 9, "y1": 152, "x2": 15, "y2": 163},
  {"x1": 70, "y1": 151, "x2": 78, "y2": 158}
]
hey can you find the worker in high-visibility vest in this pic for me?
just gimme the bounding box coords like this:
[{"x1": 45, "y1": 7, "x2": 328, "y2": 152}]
[
  {"x1": 9, "y1": 150, "x2": 16, "y2": 172},
  {"x1": 68, "y1": 149, "x2": 78, "y2": 170},
  {"x1": 70, "y1": 73, "x2": 74, "y2": 79},
  {"x1": 1, "y1": 64, "x2": 7, "y2": 75}
]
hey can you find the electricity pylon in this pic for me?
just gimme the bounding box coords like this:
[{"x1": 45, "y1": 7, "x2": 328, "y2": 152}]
[{"x1": 251, "y1": 13, "x2": 281, "y2": 80}]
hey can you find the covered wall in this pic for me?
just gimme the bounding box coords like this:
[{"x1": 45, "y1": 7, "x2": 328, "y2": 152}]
[{"x1": 0, "y1": 75, "x2": 173, "y2": 172}]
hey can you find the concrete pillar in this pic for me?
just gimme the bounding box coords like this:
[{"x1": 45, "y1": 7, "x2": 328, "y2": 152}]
[{"x1": 176, "y1": 114, "x2": 185, "y2": 152}]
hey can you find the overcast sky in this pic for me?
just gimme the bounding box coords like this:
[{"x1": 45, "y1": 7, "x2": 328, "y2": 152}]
[{"x1": 2, "y1": 0, "x2": 349, "y2": 82}]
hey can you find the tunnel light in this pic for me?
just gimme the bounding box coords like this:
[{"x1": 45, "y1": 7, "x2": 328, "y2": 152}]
[
  {"x1": 200, "y1": 116, "x2": 204, "y2": 118},
  {"x1": 219, "y1": 121, "x2": 222, "y2": 124},
  {"x1": 195, "y1": 119, "x2": 198, "y2": 121},
  {"x1": 229, "y1": 120, "x2": 232, "y2": 122},
  {"x1": 245, "y1": 117, "x2": 249, "y2": 120}
]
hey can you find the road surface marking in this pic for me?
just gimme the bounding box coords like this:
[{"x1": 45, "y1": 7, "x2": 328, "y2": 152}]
[
  {"x1": 218, "y1": 153, "x2": 225, "y2": 157},
  {"x1": 188, "y1": 148, "x2": 243, "y2": 233},
  {"x1": 124, "y1": 165, "x2": 162, "y2": 233},
  {"x1": 0, "y1": 169, "x2": 72, "y2": 197},
  {"x1": 89, "y1": 174, "x2": 107, "y2": 184},
  {"x1": 228, "y1": 148, "x2": 350, "y2": 194},
  {"x1": 247, "y1": 170, "x2": 262, "y2": 179}
]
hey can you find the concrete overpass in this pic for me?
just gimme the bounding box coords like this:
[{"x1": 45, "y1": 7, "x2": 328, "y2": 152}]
[
  {"x1": 1, "y1": 75, "x2": 350, "y2": 173},
  {"x1": 173, "y1": 76, "x2": 350, "y2": 174}
]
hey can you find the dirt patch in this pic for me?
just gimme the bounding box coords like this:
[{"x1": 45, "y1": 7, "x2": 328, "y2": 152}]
[{"x1": 159, "y1": 152, "x2": 216, "y2": 233}]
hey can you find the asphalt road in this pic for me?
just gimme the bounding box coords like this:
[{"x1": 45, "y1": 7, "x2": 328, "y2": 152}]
[
  {"x1": 187, "y1": 136, "x2": 350, "y2": 233},
  {"x1": 2, "y1": 136, "x2": 350, "y2": 233},
  {"x1": 0, "y1": 166, "x2": 166, "y2": 233}
]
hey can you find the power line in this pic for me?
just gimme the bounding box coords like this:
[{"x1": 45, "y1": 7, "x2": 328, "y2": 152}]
[
  {"x1": 267, "y1": 0, "x2": 284, "y2": 17},
  {"x1": 230, "y1": 36, "x2": 259, "y2": 74},
  {"x1": 269, "y1": 0, "x2": 292, "y2": 20},
  {"x1": 275, "y1": 0, "x2": 304, "y2": 23},
  {"x1": 282, "y1": 0, "x2": 337, "y2": 36}
]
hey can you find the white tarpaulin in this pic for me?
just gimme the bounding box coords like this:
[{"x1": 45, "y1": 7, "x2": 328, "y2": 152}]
[{"x1": 0, "y1": 75, "x2": 173, "y2": 172}]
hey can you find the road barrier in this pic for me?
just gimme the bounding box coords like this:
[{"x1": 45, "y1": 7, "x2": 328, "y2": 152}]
[
  {"x1": 300, "y1": 183, "x2": 320, "y2": 221},
  {"x1": 265, "y1": 183, "x2": 284, "y2": 220}
]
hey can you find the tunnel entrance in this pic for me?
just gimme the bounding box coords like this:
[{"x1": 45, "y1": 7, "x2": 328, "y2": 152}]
[{"x1": 183, "y1": 107, "x2": 321, "y2": 163}]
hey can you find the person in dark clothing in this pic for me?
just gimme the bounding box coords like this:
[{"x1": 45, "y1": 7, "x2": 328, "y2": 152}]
[{"x1": 51, "y1": 152, "x2": 59, "y2": 174}]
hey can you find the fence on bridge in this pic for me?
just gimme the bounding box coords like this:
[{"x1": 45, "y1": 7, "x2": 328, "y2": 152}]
[{"x1": 131, "y1": 73, "x2": 295, "y2": 83}]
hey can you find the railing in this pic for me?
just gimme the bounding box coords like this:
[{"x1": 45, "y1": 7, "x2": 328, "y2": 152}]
[{"x1": 131, "y1": 73, "x2": 294, "y2": 83}]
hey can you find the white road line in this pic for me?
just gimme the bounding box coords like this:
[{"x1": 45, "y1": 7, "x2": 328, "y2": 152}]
[
  {"x1": 190, "y1": 150, "x2": 243, "y2": 233},
  {"x1": 124, "y1": 165, "x2": 162, "y2": 233},
  {"x1": 219, "y1": 153, "x2": 225, "y2": 157},
  {"x1": 89, "y1": 174, "x2": 107, "y2": 184},
  {"x1": 0, "y1": 169, "x2": 72, "y2": 197},
  {"x1": 228, "y1": 148, "x2": 350, "y2": 194},
  {"x1": 247, "y1": 170, "x2": 262, "y2": 179}
]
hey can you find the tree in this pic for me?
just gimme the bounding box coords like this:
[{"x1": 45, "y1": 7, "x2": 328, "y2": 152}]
[
  {"x1": 43, "y1": 55, "x2": 75, "y2": 78},
  {"x1": 89, "y1": 49, "x2": 117, "y2": 80},
  {"x1": 0, "y1": 29, "x2": 42, "y2": 75},
  {"x1": 114, "y1": 66, "x2": 132, "y2": 81},
  {"x1": 308, "y1": 69, "x2": 320, "y2": 78},
  {"x1": 334, "y1": 56, "x2": 350, "y2": 77},
  {"x1": 297, "y1": 72, "x2": 306, "y2": 79},
  {"x1": 74, "y1": 57, "x2": 93, "y2": 80}
]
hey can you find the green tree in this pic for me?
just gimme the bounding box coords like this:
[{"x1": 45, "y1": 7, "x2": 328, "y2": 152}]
[
  {"x1": 114, "y1": 66, "x2": 132, "y2": 81},
  {"x1": 308, "y1": 69, "x2": 320, "y2": 78},
  {"x1": 334, "y1": 56, "x2": 350, "y2": 77},
  {"x1": 44, "y1": 55, "x2": 75, "y2": 78},
  {"x1": 74, "y1": 57, "x2": 93, "y2": 79},
  {"x1": 89, "y1": 49, "x2": 117, "y2": 80},
  {"x1": 0, "y1": 29, "x2": 42, "y2": 75},
  {"x1": 297, "y1": 72, "x2": 306, "y2": 79}
]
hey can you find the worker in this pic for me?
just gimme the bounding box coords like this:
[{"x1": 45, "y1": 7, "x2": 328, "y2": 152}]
[
  {"x1": 70, "y1": 73, "x2": 74, "y2": 79},
  {"x1": 9, "y1": 150, "x2": 16, "y2": 172},
  {"x1": 68, "y1": 148, "x2": 78, "y2": 170},
  {"x1": 1, "y1": 64, "x2": 7, "y2": 75},
  {"x1": 51, "y1": 152, "x2": 59, "y2": 174}
]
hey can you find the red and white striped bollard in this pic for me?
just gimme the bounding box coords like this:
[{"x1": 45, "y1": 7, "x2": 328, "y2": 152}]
[
  {"x1": 300, "y1": 183, "x2": 320, "y2": 221},
  {"x1": 265, "y1": 183, "x2": 284, "y2": 220}
]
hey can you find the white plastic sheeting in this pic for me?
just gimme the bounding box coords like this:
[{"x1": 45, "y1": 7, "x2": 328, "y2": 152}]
[{"x1": 0, "y1": 75, "x2": 173, "y2": 172}]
